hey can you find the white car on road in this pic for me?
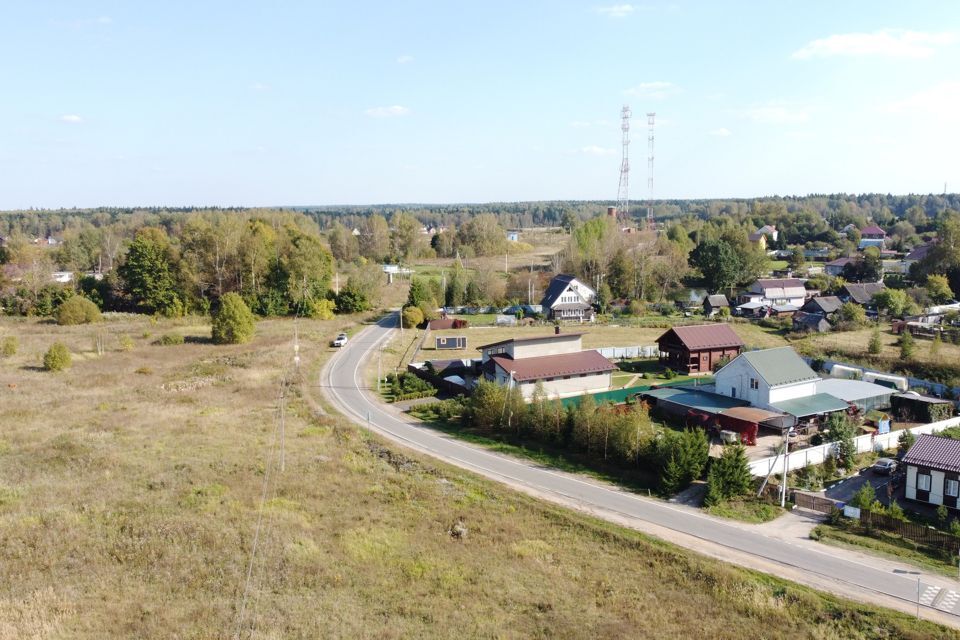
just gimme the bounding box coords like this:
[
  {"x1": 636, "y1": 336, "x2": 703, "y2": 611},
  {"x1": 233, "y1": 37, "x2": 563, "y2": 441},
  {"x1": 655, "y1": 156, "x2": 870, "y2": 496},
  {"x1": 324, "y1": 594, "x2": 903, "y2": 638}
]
[{"x1": 331, "y1": 333, "x2": 349, "y2": 347}]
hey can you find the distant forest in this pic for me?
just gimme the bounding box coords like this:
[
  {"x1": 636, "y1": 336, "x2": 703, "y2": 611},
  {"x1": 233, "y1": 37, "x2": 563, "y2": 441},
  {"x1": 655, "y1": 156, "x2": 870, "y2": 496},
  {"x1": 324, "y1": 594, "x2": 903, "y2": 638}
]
[{"x1": 3, "y1": 193, "x2": 960, "y2": 238}]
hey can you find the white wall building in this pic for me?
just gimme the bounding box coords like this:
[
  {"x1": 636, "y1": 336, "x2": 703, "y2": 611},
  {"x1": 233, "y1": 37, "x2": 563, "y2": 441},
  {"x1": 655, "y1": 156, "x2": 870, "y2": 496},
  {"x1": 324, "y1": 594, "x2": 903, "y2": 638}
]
[{"x1": 715, "y1": 347, "x2": 820, "y2": 410}]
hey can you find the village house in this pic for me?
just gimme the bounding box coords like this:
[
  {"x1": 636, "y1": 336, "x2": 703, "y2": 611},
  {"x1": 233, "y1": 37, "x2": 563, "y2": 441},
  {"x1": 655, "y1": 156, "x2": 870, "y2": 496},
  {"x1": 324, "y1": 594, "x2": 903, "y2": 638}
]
[
  {"x1": 539, "y1": 274, "x2": 596, "y2": 322},
  {"x1": 902, "y1": 241, "x2": 936, "y2": 272},
  {"x1": 703, "y1": 294, "x2": 730, "y2": 317},
  {"x1": 655, "y1": 324, "x2": 744, "y2": 375},
  {"x1": 840, "y1": 282, "x2": 885, "y2": 308},
  {"x1": 747, "y1": 232, "x2": 767, "y2": 251},
  {"x1": 792, "y1": 311, "x2": 831, "y2": 333},
  {"x1": 478, "y1": 331, "x2": 615, "y2": 400},
  {"x1": 800, "y1": 295, "x2": 843, "y2": 318},
  {"x1": 858, "y1": 224, "x2": 887, "y2": 250},
  {"x1": 714, "y1": 347, "x2": 848, "y2": 422},
  {"x1": 824, "y1": 257, "x2": 858, "y2": 277},
  {"x1": 903, "y1": 435, "x2": 960, "y2": 510},
  {"x1": 737, "y1": 278, "x2": 807, "y2": 316}
]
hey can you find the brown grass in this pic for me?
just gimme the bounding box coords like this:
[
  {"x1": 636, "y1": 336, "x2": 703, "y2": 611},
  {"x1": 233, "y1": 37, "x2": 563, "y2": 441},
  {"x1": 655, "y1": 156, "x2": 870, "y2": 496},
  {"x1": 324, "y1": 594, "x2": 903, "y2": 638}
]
[{"x1": 0, "y1": 314, "x2": 955, "y2": 638}]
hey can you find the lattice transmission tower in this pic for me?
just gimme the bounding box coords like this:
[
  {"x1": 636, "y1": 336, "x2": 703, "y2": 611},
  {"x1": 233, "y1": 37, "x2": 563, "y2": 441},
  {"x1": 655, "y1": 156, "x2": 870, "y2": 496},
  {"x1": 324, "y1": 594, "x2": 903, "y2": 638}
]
[
  {"x1": 616, "y1": 105, "x2": 631, "y2": 222},
  {"x1": 646, "y1": 112, "x2": 655, "y2": 231}
]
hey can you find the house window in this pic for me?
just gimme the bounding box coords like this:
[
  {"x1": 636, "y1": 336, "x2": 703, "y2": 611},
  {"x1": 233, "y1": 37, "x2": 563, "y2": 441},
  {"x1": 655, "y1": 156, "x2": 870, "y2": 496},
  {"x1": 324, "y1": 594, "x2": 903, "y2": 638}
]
[
  {"x1": 917, "y1": 473, "x2": 932, "y2": 492},
  {"x1": 947, "y1": 479, "x2": 959, "y2": 498},
  {"x1": 750, "y1": 378, "x2": 759, "y2": 390},
  {"x1": 730, "y1": 387, "x2": 736, "y2": 398}
]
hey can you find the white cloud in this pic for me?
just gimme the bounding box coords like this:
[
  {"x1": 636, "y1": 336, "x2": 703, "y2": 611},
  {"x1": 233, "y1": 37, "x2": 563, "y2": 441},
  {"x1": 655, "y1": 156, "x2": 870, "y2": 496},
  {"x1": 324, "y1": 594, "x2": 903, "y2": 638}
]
[
  {"x1": 596, "y1": 4, "x2": 634, "y2": 18},
  {"x1": 365, "y1": 105, "x2": 411, "y2": 118},
  {"x1": 887, "y1": 81, "x2": 960, "y2": 121},
  {"x1": 396, "y1": 55, "x2": 414, "y2": 64},
  {"x1": 59, "y1": 114, "x2": 83, "y2": 123},
  {"x1": 624, "y1": 81, "x2": 677, "y2": 99},
  {"x1": 709, "y1": 127, "x2": 732, "y2": 137},
  {"x1": 792, "y1": 29, "x2": 957, "y2": 60},
  {"x1": 741, "y1": 105, "x2": 809, "y2": 125},
  {"x1": 580, "y1": 145, "x2": 617, "y2": 156}
]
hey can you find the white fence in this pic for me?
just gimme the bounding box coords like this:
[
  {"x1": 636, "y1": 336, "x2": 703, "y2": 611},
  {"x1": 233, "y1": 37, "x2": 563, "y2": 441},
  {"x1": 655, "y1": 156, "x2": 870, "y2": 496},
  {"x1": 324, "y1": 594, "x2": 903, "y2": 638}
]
[
  {"x1": 747, "y1": 416, "x2": 960, "y2": 477},
  {"x1": 597, "y1": 345, "x2": 658, "y2": 359}
]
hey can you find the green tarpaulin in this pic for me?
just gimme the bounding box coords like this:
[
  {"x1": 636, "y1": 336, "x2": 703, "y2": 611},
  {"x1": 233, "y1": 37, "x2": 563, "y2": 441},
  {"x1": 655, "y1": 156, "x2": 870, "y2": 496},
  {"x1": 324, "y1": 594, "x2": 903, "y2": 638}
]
[{"x1": 771, "y1": 393, "x2": 848, "y2": 417}]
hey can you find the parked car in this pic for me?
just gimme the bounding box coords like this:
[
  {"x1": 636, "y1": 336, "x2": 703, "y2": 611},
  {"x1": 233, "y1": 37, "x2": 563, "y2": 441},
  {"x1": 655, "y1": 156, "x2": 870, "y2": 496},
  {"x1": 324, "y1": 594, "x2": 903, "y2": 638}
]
[
  {"x1": 331, "y1": 333, "x2": 348, "y2": 347},
  {"x1": 872, "y1": 458, "x2": 898, "y2": 475}
]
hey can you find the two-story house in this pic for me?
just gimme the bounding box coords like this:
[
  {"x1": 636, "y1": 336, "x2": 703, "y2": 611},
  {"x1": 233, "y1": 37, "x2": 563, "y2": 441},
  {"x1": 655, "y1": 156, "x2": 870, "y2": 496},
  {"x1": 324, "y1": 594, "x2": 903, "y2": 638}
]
[
  {"x1": 540, "y1": 274, "x2": 596, "y2": 322},
  {"x1": 858, "y1": 225, "x2": 887, "y2": 250},
  {"x1": 737, "y1": 279, "x2": 807, "y2": 315}
]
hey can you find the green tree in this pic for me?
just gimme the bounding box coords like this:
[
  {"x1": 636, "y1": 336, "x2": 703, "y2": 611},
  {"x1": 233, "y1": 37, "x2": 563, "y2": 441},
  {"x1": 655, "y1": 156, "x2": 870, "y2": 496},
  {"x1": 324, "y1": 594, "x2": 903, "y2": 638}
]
[
  {"x1": 401, "y1": 305, "x2": 424, "y2": 328},
  {"x1": 899, "y1": 330, "x2": 915, "y2": 360},
  {"x1": 851, "y1": 483, "x2": 876, "y2": 510},
  {"x1": 868, "y1": 325, "x2": 882, "y2": 355},
  {"x1": 788, "y1": 246, "x2": 806, "y2": 270},
  {"x1": 456, "y1": 213, "x2": 507, "y2": 257},
  {"x1": 873, "y1": 289, "x2": 911, "y2": 318},
  {"x1": 926, "y1": 274, "x2": 954, "y2": 304},
  {"x1": 837, "y1": 302, "x2": 867, "y2": 327},
  {"x1": 689, "y1": 239, "x2": 742, "y2": 293},
  {"x1": 358, "y1": 214, "x2": 391, "y2": 262},
  {"x1": 56, "y1": 296, "x2": 101, "y2": 325},
  {"x1": 283, "y1": 227, "x2": 335, "y2": 316},
  {"x1": 825, "y1": 413, "x2": 856, "y2": 470},
  {"x1": 43, "y1": 342, "x2": 71, "y2": 371},
  {"x1": 118, "y1": 227, "x2": 183, "y2": 316},
  {"x1": 704, "y1": 444, "x2": 752, "y2": 507},
  {"x1": 930, "y1": 332, "x2": 942, "y2": 361},
  {"x1": 334, "y1": 284, "x2": 370, "y2": 313},
  {"x1": 211, "y1": 293, "x2": 256, "y2": 345},
  {"x1": 898, "y1": 429, "x2": 916, "y2": 456}
]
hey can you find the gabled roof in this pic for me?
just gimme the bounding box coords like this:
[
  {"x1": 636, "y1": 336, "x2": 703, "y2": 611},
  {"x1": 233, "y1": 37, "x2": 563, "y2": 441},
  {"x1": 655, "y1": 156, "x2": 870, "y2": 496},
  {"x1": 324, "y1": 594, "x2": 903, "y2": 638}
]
[
  {"x1": 705, "y1": 294, "x2": 729, "y2": 307},
  {"x1": 489, "y1": 350, "x2": 616, "y2": 382},
  {"x1": 861, "y1": 225, "x2": 887, "y2": 236},
  {"x1": 903, "y1": 434, "x2": 960, "y2": 473},
  {"x1": 539, "y1": 274, "x2": 594, "y2": 308},
  {"x1": 772, "y1": 393, "x2": 848, "y2": 417},
  {"x1": 730, "y1": 346, "x2": 820, "y2": 387},
  {"x1": 826, "y1": 257, "x2": 858, "y2": 268},
  {"x1": 750, "y1": 278, "x2": 805, "y2": 294},
  {"x1": 793, "y1": 311, "x2": 831, "y2": 332},
  {"x1": 802, "y1": 296, "x2": 843, "y2": 315},
  {"x1": 842, "y1": 282, "x2": 885, "y2": 304},
  {"x1": 656, "y1": 324, "x2": 744, "y2": 350},
  {"x1": 906, "y1": 242, "x2": 936, "y2": 262},
  {"x1": 478, "y1": 332, "x2": 584, "y2": 351},
  {"x1": 748, "y1": 232, "x2": 765, "y2": 242}
]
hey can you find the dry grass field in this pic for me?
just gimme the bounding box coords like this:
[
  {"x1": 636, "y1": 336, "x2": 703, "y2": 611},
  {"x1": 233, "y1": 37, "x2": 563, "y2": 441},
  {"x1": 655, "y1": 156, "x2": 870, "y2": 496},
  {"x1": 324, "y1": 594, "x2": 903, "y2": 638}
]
[{"x1": 0, "y1": 314, "x2": 955, "y2": 638}]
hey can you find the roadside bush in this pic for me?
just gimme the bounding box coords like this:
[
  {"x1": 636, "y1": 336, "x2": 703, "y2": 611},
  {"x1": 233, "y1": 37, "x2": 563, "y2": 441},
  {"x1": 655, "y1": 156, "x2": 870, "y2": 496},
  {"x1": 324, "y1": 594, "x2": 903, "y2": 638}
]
[
  {"x1": 212, "y1": 292, "x2": 256, "y2": 345},
  {"x1": 311, "y1": 298, "x2": 336, "y2": 320},
  {"x1": 43, "y1": 342, "x2": 71, "y2": 371},
  {"x1": 0, "y1": 336, "x2": 17, "y2": 358},
  {"x1": 154, "y1": 333, "x2": 185, "y2": 346},
  {"x1": 401, "y1": 305, "x2": 424, "y2": 329},
  {"x1": 704, "y1": 444, "x2": 753, "y2": 507},
  {"x1": 56, "y1": 296, "x2": 101, "y2": 325},
  {"x1": 385, "y1": 372, "x2": 436, "y2": 401},
  {"x1": 657, "y1": 429, "x2": 709, "y2": 495}
]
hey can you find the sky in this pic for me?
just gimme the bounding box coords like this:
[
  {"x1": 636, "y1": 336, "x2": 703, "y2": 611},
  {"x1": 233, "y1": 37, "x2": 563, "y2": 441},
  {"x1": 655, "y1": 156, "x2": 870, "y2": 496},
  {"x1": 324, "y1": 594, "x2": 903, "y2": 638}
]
[{"x1": 1, "y1": 1, "x2": 958, "y2": 209}]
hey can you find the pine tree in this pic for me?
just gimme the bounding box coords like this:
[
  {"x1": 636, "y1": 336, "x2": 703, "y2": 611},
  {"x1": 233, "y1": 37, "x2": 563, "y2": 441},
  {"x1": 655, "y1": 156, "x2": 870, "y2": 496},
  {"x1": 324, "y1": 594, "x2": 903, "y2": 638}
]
[
  {"x1": 868, "y1": 325, "x2": 882, "y2": 355},
  {"x1": 899, "y1": 330, "x2": 915, "y2": 360},
  {"x1": 660, "y1": 453, "x2": 684, "y2": 496}
]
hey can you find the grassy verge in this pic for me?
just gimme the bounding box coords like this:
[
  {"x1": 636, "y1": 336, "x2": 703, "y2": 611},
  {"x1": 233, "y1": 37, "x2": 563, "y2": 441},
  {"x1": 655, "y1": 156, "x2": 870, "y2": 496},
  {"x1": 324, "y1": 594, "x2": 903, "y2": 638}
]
[
  {"x1": 812, "y1": 522, "x2": 959, "y2": 577},
  {"x1": 707, "y1": 498, "x2": 785, "y2": 524}
]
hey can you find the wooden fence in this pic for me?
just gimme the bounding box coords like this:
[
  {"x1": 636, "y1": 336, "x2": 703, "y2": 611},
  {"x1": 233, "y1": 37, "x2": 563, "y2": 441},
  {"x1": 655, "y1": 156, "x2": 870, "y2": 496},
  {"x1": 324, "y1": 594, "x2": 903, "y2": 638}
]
[
  {"x1": 793, "y1": 492, "x2": 840, "y2": 514},
  {"x1": 860, "y1": 510, "x2": 960, "y2": 554}
]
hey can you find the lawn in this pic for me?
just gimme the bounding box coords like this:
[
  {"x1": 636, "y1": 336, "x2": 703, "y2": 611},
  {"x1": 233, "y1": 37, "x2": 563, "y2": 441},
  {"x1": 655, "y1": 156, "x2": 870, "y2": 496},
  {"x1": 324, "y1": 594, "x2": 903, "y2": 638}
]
[
  {"x1": 812, "y1": 522, "x2": 960, "y2": 577},
  {"x1": 1, "y1": 314, "x2": 957, "y2": 638},
  {"x1": 707, "y1": 498, "x2": 785, "y2": 524}
]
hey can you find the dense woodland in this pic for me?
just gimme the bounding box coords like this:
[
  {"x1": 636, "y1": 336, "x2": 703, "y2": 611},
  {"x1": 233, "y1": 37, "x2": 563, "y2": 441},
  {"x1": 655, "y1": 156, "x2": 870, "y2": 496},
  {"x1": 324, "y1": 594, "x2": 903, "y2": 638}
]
[{"x1": 3, "y1": 193, "x2": 960, "y2": 319}]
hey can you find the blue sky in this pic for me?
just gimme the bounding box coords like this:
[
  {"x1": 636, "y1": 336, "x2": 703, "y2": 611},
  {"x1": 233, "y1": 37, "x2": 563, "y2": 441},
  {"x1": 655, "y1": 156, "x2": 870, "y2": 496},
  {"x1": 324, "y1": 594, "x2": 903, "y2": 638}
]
[{"x1": 1, "y1": 1, "x2": 958, "y2": 208}]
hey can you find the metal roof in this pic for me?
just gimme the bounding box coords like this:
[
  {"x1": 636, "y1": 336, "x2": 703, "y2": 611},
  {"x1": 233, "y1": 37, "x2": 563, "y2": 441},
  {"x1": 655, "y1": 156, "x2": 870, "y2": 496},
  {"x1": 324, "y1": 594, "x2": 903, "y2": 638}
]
[
  {"x1": 656, "y1": 324, "x2": 744, "y2": 350},
  {"x1": 737, "y1": 347, "x2": 820, "y2": 387},
  {"x1": 816, "y1": 378, "x2": 894, "y2": 403},
  {"x1": 771, "y1": 393, "x2": 848, "y2": 417},
  {"x1": 903, "y1": 434, "x2": 960, "y2": 473},
  {"x1": 802, "y1": 296, "x2": 843, "y2": 315},
  {"x1": 640, "y1": 387, "x2": 748, "y2": 414},
  {"x1": 705, "y1": 294, "x2": 729, "y2": 306},
  {"x1": 478, "y1": 332, "x2": 584, "y2": 351},
  {"x1": 842, "y1": 282, "x2": 885, "y2": 304},
  {"x1": 489, "y1": 350, "x2": 615, "y2": 382}
]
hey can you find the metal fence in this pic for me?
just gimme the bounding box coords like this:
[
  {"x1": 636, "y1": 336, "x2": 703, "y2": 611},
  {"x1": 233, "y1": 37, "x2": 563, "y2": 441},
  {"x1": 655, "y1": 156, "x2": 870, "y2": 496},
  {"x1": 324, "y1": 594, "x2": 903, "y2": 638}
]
[{"x1": 596, "y1": 345, "x2": 659, "y2": 359}]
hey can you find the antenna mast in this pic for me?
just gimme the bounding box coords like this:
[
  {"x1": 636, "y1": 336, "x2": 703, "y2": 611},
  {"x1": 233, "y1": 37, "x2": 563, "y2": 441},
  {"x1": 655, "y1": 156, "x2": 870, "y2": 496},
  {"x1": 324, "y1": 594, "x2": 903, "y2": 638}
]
[
  {"x1": 616, "y1": 105, "x2": 631, "y2": 223},
  {"x1": 646, "y1": 112, "x2": 655, "y2": 231}
]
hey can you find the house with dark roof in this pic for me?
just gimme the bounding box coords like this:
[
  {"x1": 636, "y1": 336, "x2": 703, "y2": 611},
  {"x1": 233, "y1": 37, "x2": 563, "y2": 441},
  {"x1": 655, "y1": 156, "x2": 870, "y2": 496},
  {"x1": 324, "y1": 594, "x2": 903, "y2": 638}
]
[
  {"x1": 539, "y1": 274, "x2": 596, "y2": 322},
  {"x1": 858, "y1": 225, "x2": 887, "y2": 250},
  {"x1": 801, "y1": 296, "x2": 843, "y2": 318},
  {"x1": 792, "y1": 311, "x2": 831, "y2": 333},
  {"x1": 904, "y1": 434, "x2": 960, "y2": 510},
  {"x1": 825, "y1": 257, "x2": 858, "y2": 277},
  {"x1": 655, "y1": 324, "x2": 744, "y2": 375},
  {"x1": 703, "y1": 294, "x2": 730, "y2": 317},
  {"x1": 902, "y1": 241, "x2": 936, "y2": 271},
  {"x1": 840, "y1": 282, "x2": 885, "y2": 306},
  {"x1": 478, "y1": 331, "x2": 615, "y2": 399},
  {"x1": 714, "y1": 347, "x2": 847, "y2": 418}
]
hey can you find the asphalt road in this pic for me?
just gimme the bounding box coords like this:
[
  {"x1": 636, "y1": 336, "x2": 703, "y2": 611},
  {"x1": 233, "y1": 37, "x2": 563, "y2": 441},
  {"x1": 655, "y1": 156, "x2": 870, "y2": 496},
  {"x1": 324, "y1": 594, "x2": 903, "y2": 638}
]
[{"x1": 323, "y1": 314, "x2": 960, "y2": 623}]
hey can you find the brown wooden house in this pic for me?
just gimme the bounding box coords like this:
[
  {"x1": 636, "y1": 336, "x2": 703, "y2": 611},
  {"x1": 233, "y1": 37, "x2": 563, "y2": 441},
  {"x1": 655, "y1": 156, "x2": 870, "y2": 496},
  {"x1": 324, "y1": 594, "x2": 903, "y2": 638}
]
[{"x1": 656, "y1": 324, "x2": 745, "y2": 375}]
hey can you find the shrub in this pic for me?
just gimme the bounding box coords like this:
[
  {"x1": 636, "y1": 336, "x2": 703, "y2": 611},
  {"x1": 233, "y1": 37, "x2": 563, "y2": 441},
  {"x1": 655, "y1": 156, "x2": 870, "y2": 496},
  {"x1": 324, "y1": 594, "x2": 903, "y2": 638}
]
[
  {"x1": 897, "y1": 429, "x2": 915, "y2": 456},
  {"x1": 118, "y1": 335, "x2": 135, "y2": 351},
  {"x1": 154, "y1": 333, "x2": 185, "y2": 346},
  {"x1": 663, "y1": 367, "x2": 676, "y2": 380},
  {"x1": 868, "y1": 326, "x2": 882, "y2": 355},
  {"x1": 212, "y1": 292, "x2": 256, "y2": 345},
  {"x1": 401, "y1": 305, "x2": 424, "y2": 329},
  {"x1": 43, "y1": 342, "x2": 72, "y2": 371},
  {"x1": 56, "y1": 296, "x2": 101, "y2": 325},
  {"x1": 899, "y1": 330, "x2": 915, "y2": 360},
  {"x1": 311, "y1": 298, "x2": 336, "y2": 320},
  {"x1": 704, "y1": 444, "x2": 753, "y2": 507},
  {"x1": 0, "y1": 336, "x2": 17, "y2": 358},
  {"x1": 851, "y1": 483, "x2": 876, "y2": 510}
]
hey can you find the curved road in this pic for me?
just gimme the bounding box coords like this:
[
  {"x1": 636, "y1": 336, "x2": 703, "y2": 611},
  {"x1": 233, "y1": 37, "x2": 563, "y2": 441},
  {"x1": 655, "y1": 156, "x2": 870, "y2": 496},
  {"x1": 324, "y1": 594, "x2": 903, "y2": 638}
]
[{"x1": 323, "y1": 315, "x2": 960, "y2": 626}]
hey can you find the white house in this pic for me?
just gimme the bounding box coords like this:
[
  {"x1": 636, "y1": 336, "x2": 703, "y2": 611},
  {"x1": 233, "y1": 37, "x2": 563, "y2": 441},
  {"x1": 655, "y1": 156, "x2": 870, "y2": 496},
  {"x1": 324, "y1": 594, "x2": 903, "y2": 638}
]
[
  {"x1": 479, "y1": 331, "x2": 615, "y2": 400},
  {"x1": 540, "y1": 274, "x2": 596, "y2": 322},
  {"x1": 714, "y1": 347, "x2": 821, "y2": 411},
  {"x1": 739, "y1": 278, "x2": 807, "y2": 309},
  {"x1": 903, "y1": 434, "x2": 960, "y2": 510}
]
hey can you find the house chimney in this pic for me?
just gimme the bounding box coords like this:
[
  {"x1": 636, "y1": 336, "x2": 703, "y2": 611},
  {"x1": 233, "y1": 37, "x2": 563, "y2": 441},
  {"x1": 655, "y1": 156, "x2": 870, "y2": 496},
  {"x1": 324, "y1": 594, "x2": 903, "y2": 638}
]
[{"x1": 607, "y1": 206, "x2": 617, "y2": 217}]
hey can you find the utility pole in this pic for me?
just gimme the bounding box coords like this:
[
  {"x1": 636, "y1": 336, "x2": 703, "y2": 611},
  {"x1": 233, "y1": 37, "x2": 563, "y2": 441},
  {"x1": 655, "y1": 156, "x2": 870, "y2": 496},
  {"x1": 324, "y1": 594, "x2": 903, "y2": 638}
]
[
  {"x1": 377, "y1": 344, "x2": 384, "y2": 394},
  {"x1": 780, "y1": 428, "x2": 789, "y2": 508}
]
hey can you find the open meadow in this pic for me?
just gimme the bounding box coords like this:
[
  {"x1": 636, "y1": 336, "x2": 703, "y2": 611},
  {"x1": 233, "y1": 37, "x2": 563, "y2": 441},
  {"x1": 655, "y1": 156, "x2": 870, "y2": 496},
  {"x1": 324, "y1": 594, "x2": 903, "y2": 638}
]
[{"x1": 0, "y1": 314, "x2": 955, "y2": 638}]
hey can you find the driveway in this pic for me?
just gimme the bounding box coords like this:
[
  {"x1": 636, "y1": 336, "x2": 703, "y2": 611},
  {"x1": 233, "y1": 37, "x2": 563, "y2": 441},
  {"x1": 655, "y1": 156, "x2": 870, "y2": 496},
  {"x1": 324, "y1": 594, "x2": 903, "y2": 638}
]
[{"x1": 825, "y1": 468, "x2": 899, "y2": 507}]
